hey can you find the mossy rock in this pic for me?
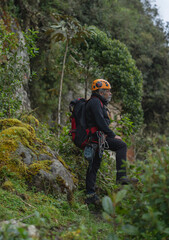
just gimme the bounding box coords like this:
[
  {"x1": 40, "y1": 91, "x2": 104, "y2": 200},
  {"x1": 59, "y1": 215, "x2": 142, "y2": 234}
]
[
  {"x1": 0, "y1": 119, "x2": 35, "y2": 135},
  {"x1": 0, "y1": 119, "x2": 51, "y2": 177},
  {"x1": 32, "y1": 159, "x2": 75, "y2": 195},
  {"x1": 0, "y1": 139, "x2": 18, "y2": 159},
  {"x1": 0, "y1": 118, "x2": 76, "y2": 194},
  {"x1": 0, "y1": 127, "x2": 34, "y2": 149},
  {"x1": 27, "y1": 160, "x2": 52, "y2": 177}
]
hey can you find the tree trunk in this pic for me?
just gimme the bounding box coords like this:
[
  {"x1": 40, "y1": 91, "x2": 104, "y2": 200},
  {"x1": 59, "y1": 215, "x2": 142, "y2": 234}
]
[
  {"x1": 85, "y1": 77, "x2": 88, "y2": 100},
  {"x1": 57, "y1": 40, "x2": 69, "y2": 127},
  {"x1": 85, "y1": 65, "x2": 89, "y2": 99}
]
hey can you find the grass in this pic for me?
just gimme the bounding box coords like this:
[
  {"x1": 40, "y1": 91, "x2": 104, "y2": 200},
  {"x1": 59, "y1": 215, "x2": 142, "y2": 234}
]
[{"x1": 0, "y1": 175, "x2": 112, "y2": 240}]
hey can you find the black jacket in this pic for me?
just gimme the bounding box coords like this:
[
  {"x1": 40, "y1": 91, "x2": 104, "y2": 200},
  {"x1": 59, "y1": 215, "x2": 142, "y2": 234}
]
[{"x1": 85, "y1": 92, "x2": 116, "y2": 138}]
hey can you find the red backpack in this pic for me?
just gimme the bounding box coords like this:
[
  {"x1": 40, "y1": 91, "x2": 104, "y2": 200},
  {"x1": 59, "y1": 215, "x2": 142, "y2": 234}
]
[{"x1": 69, "y1": 98, "x2": 103, "y2": 149}]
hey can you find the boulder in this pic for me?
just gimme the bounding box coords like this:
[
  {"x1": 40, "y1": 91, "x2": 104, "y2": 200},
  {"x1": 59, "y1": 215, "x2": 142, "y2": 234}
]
[
  {"x1": 16, "y1": 142, "x2": 38, "y2": 165},
  {"x1": 0, "y1": 119, "x2": 76, "y2": 195},
  {"x1": 33, "y1": 159, "x2": 75, "y2": 195}
]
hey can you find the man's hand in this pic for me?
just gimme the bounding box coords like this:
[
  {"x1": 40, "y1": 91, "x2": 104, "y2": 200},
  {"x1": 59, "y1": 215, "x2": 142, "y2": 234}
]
[{"x1": 115, "y1": 135, "x2": 122, "y2": 140}]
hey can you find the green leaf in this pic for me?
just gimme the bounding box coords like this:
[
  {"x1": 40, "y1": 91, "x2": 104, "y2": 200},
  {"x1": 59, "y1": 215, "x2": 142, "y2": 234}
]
[
  {"x1": 115, "y1": 189, "x2": 127, "y2": 204},
  {"x1": 121, "y1": 224, "x2": 138, "y2": 235},
  {"x1": 163, "y1": 228, "x2": 169, "y2": 234},
  {"x1": 102, "y1": 196, "x2": 114, "y2": 215},
  {"x1": 107, "y1": 233, "x2": 119, "y2": 240},
  {"x1": 102, "y1": 212, "x2": 113, "y2": 222}
]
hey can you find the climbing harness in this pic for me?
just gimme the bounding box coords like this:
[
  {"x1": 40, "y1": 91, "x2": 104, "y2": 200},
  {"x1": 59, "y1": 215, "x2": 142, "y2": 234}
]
[{"x1": 84, "y1": 131, "x2": 109, "y2": 171}]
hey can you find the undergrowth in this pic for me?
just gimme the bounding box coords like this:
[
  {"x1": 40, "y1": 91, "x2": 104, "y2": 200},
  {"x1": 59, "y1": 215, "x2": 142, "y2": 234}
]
[
  {"x1": 0, "y1": 120, "x2": 169, "y2": 239},
  {"x1": 0, "y1": 169, "x2": 112, "y2": 240}
]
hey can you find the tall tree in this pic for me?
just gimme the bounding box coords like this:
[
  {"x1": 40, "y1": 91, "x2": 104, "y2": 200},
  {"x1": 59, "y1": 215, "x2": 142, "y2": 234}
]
[
  {"x1": 59, "y1": 0, "x2": 169, "y2": 133},
  {"x1": 73, "y1": 26, "x2": 143, "y2": 130},
  {"x1": 47, "y1": 14, "x2": 89, "y2": 126}
]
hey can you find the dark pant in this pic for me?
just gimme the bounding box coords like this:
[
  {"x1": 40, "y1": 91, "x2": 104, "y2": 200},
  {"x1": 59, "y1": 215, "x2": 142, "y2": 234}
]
[{"x1": 86, "y1": 137, "x2": 127, "y2": 194}]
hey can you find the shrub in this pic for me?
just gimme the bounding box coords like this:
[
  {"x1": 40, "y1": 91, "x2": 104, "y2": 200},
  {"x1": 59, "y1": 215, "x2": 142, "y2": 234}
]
[
  {"x1": 102, "y1": 142, "x2": 169, "y2": 239},
  {"x1": 85, "y1": 26, "x2": 143, "y2": 130}
]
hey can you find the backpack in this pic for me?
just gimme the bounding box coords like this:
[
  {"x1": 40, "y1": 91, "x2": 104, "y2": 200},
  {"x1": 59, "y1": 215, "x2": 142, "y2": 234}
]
[{"x1": 69, "y1": 98, "x2": 102, "y2": 149}]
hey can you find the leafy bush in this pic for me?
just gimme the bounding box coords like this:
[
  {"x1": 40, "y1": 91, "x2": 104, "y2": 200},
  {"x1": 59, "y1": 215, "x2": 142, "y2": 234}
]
[
  {"x1": 102, "y1": 141, "x2": 169, "y2": 239},
  {"x1": 90, "y1": 27, "x2": 143, "y2": 130},
  {"x1": 112, "y1": 113, "x2": 134, "y2": 146}
]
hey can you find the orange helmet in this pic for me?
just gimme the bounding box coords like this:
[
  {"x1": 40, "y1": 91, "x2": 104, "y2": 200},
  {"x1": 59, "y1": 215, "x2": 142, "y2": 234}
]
[{"x1": 91, "y1": 79, "x2": 111, "y2": 91}]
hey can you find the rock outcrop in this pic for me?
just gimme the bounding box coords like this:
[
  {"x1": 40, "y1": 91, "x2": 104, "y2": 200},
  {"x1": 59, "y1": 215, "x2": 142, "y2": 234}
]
[
  {"x1": 0, "y1": 118, "x2": 76, "y2": 195},
  {"x1": 0, "y1": 8, "x2": 31, "y2": 113}
]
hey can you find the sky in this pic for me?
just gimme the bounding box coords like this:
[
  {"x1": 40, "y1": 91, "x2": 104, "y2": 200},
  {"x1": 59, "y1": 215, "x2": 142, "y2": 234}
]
[{"x1": 154, "y1": 0, "x2": 169, "y2": 23}]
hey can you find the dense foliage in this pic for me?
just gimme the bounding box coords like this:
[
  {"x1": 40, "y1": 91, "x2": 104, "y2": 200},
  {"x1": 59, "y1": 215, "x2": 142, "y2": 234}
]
[
  {"x1": 56, "y1": 0, "x2": 169, "y2": 133},
  {"x1": 4, "y1": 0, "x2": 169, "y2": 133},
  {"x1": 79, "y1": 26, "x2": 143, "y2": 129},
  {"x1": 30, "y1": 23, "x2": 143, "y2": 130},
  {"x1": 102, "y1": 138, "x2": 169, "y2": 239}
]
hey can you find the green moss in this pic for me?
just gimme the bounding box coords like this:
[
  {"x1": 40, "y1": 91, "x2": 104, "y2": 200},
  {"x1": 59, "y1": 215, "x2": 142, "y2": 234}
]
[
  {"x1": 0, "y1": 155, "x2": 28, "y2": 179},
  {"x1": 0, "y1": 119, "x2": 51, "y2": 180},
  {"x1": 0, "y1": 126, "x2": 33, "y2": 142},
  {"x1": 0, "y1": 118, "x2": 75, "y2": 194},
  {"x1": 0, "y1": 119, "x2": 35, "y2": 135},
  {"x1": 0, "y1": 139, "x2": 18, "y2": 159},
  {"x1": 0, "y1": 119, "x2": 44, "y2": 156},
  {"x1": 27, "y1": 160, "x2": 52, "y2": 178},
  {"x1": 61, "y1": 229, "x2": 81, "y2": 240},
  {"x1": 1, "y1": 180, "x2": 14, "y2": 191},
  {"x1": 0, "y1": 122, "x2": 34, "y2": 177},
  {"x1": 57, "y1": 155, "x2": 70, "y2": 171},
  {"x1": 20, "y1": 114, "x2": 39, "y2": 128},
  {"x1": 0, "y1": 126, "x2": 37, "y2": 160}
]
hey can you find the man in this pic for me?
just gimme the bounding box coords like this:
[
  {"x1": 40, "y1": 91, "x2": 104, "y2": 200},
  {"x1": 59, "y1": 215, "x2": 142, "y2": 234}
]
[{"x1": 85, "y1": 79, "x2": 138, "y2": 205}]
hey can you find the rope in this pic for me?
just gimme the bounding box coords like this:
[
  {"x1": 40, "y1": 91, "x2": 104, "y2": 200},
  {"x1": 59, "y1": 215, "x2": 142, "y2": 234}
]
[{"x1": 96, "y1": 131, "x2": 109, "y2": 158}]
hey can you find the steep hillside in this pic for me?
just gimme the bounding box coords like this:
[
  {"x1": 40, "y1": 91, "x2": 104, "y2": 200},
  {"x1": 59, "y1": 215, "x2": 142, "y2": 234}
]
[{"x1": 1, "y1": 1, "x2": 169, "y2": 239}]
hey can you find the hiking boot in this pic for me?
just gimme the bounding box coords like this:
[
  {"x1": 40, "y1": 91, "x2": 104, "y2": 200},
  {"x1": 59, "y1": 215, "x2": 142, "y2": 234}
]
[
  {"x1": 116, "y1": 176, "x2": 139, "y2": 185},
  {"x1": 85, "y1": 193, "x2": 100, "y2": 205}
]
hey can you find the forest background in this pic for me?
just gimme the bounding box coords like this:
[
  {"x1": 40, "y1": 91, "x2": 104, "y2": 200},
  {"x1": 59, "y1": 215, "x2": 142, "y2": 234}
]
[{"x1": 0, "y1": 0, "x2": 169, "y2": 239}]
